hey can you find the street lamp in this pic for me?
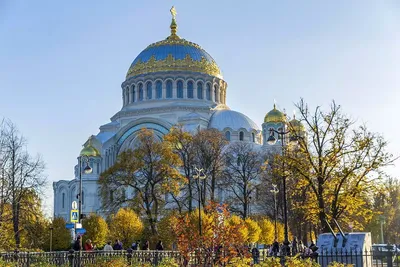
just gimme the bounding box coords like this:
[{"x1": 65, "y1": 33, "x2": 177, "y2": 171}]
[
  {"x1": 267, "y1": 128, "x2": 293, "y2": 255},
  {"x1": 193, "y1": 166, "x2": 206, "y2": 236},
  {"x1": 270, "y1": 184, "x2": 279, "y2": 240},
  {"x1": 78, "y1": 155, "x2": 92, "y2": 226}
]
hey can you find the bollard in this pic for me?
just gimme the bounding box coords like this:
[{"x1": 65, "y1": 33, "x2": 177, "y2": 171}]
[
  {"x1": 126, "y1": 248, "x2": 133, "y2": 265},
  {"x1": 68, "y1": 249, "x2": 75, "y2": 267}
]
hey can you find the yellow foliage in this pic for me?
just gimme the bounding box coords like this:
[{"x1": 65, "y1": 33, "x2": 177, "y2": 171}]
[
  {"x1": 51, "y1": 217, "x2": 72, "y2": 251},
  {"x1": 82, "y1": 213, "x2": 109, "y2": 248},
  {"x1": 258, "y1": 218, "x2": 275, "y2": 245},
  {"x1": 245, "y1": 218, "x2": 261, "y2": 244},
  {"x1": 227, "y1": 215, "x2": 248, "y2": 241},
  {"x1": 108, "y1": 208, "x2": 143, "y2": 248},
  {"x1": 157, "y1": 211, "x2": 179, "y2": 249}
]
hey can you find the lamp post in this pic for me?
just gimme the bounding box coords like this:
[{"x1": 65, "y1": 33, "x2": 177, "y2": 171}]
[
  {"x1": 379, "y1": 215, "x2": 386, "y2": 244},
  {"x1": 193, "y1": 167, "x2": 206, "y2": 236},
  {"x1": 78, "y1": 155, "x2": 92, "y2": 225},
  {"x1": 270, "y1": 184, "x2": 279, "y2": 240},
  {"x1": 267, "y1": 128, "x2": 292, "y2": 255}
]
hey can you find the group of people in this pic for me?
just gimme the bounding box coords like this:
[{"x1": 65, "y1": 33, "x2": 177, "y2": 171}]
[
  {"x1": 73, "y1": 236, "x2": 164, "y2": 252},
  {"x1": 250, "y1": 237, "x2": 319, "y2": 264}
]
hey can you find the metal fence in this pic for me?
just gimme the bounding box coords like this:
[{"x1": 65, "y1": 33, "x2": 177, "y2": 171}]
[{"x1": 1, "y1": 248, "x2": 400, "y2": 266}]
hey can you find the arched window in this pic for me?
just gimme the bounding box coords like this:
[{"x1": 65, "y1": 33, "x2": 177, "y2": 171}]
[
  {"x1": 62, "y1": 192, "x2": 65, "y2": 209},
  {"x1": 82, "y1": 191, "x2": 85, "y2": 205},
  {"x1": 96, "y1": 162, "x2": 100, "y2": 174},
  {"x1": 187, "y1": 81, "x2": 194, "y2": 98},
  {"x1": 197, "y1": 82, "x2": 203, "y2": 99},
  {"x1": 252, "y1": 133, "x2": 255, "y2": 142},
  {"x1": 239, "y1": 131, "x2": 244, "y2": 141},
  {"x1": 177, "y1": 80, "x2": 183, "y2": 98},
  {"x1": 139, "y1": 84, "x2": 143, "y2": 101},
  {"x1": 125, "y1": 87, "x2": 130, "y2": 104},
  {"x1": 146, "y1": 82, "x2": 152, "y2": 99},
  {"x1": 156, "y1": 81, "x2": 162, "y2": 99},
  {"x1": 132, "y1": 85, "x2": 136, "y2": 102},
  {"x1": 225, "y1": 131, "x2": 231, "y2": 141},
  {"x1": 166, "y1": 80, "x2": 173, "y2": 98},
  {"x1": 214, "y1": 85, "x2": 218, "y2": 102},
  {"x1": 206, "y1": 84, "x2": 211, "y2": 100}
]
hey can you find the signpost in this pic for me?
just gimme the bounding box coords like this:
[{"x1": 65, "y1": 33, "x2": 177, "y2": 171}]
[{"x1": 71, "y1": 209, "x2": 79, "y2": 223}]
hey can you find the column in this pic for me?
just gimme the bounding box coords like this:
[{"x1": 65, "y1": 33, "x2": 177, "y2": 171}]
[
  {"x1": 130, "y1": 85, "x2": 134, "y2": 104},
  {"x1": 172, "y1": 80, "x2": 177, "y2": 98}
]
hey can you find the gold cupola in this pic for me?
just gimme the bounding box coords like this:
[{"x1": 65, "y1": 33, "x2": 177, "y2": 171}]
[
  {"x1": 80, "y1": 136, "x2": 101, "y2": 157},
  {"x1": 288, "y1": 115, "x2": 305, "y2": 131},
  {"x1": 264, "y1": 104, "x2": 286, "y2": 123}
]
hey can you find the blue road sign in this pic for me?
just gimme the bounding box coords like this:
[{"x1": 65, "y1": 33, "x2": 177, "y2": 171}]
[
  {"x1": 66, "y1": 223, "x2": 75, "y2": 229},
  {"x1": 76, "y1": 228, "x2": 86, "y2": 234}
]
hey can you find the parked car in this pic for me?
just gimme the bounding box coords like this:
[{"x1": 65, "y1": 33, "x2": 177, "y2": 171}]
[{"x1": 372, "y1": 244, "x2": 399, "y2": 260}]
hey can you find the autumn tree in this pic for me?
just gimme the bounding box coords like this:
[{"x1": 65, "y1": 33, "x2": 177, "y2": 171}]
[
  {"x1": 258, "y1": 217, "x2": 275, "y2": 245},
  {"x1": 244, "y1": 218, "x2": 261, "y2": 244},
  {"x1": 82, "y1": 213, "x2": 109, "y2": 248},
  {"x1": 365, "y1": 177, "x2": 400, "y2": 244},
  {"x1": 163, "y1": 126, "x2": 197, "y2": 212},
  {"x1": 172, "y1": 203, "x2": 249, "y2": 265},
  {"x1": 192, "y1": 129, "x2": 227, "y2": 205},
  {"x1": 0, "y1": 120, "x2": 46, "y2": 248},
  {"x1": 223, "y1": 142, "x2": 266, "y2": 218},
  {"x1": 108, "y1": 208, "x2": 143, "y2": 248},
  {"x1": 157, "y1": 211, "x2": 179, "y2": 250},
  {"x1": 51, "y1": 217, "x2": 72, "y2": 251},
  {"x1": 282, "y1": 99, "x2": 394, "y2": 232},
  {"x1": 99, "y1": 129, "x2": 185, "y2": 236}
]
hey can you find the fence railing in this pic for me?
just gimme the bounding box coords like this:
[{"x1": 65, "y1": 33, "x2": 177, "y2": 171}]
[{"x1": 1, "y1": 248, "x2": 399, "y2": 266}]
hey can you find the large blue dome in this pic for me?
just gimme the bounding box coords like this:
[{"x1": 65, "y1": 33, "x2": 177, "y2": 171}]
[{"x1": 126, "y1": 38, "x2": 222, "y2": 79}]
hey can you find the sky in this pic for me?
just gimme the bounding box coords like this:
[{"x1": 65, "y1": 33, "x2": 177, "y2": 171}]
[{"x1": 0, "y1": 0, "x2": 399, "y2": 216}]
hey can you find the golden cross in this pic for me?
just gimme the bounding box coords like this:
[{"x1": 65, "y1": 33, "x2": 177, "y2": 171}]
[{"x1": 170, "y1": 6, "x2": 177, "y2": 20}]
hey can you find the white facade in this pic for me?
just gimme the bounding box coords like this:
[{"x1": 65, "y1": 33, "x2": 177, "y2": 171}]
[{"x1": 53, "y1": 16, "x2": 292, "y2": 221}]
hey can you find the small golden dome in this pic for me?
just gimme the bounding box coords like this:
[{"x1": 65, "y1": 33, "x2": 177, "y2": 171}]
[
  {"x1": 264, "y1": 104, "x2": 286, "y2": 123},
  {"x1": 80, "y1": 137, "x2": 100, "y2": 157},
  {"x1": 288, "y1": 117, "x2": 305, "y2": 131}
]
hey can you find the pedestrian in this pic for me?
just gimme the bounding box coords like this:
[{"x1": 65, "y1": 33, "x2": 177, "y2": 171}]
[
  {"x1": 156, "y1": 240, "x2": 164, "y2": 250},
  {"x1": 103, "y1": 241, "x2": 113, "y2": 251},
  {"x1": 272, "y1": 240, "x2": 279, "y2": 256},
  {"x1": 292, "y1": 237, "x2": 298, "y2": 255},
  {"x1": 113, "y1": 239, "x2": 123, "y2": 250},
  {"x1": 73, "y1": 236, "x2": 82, "y2": 251},
  {"x1": 141, "y1": 240, "x2": 149, "y2": 250},
  {"x1": 84, "y1": 239, "x2": 94, "y2": 251},
  {"x1": 251, "y1": 246, "x2": 260, "y2": 264},
  {"x1": 131, "y1": 240, "x2": 139, "y2": 250}
]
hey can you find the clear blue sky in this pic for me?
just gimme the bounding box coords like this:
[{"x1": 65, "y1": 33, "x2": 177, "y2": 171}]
[{"x1": 1, "y1": 0, "x2": 399, "y2": 215}]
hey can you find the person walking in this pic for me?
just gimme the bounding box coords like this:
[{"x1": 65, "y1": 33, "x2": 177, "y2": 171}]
[
  {"x1": 141, "y1": 240, "x2": 149, "y2": 250},
  {"x1": 131, "y1": 240, "x2": 139, "y2": 250},
  {"x1": 292, "y1": 237, "x2": 299, "y2": 255},
  {"x1": 251, "y1": 246, "x2": 260, "y2": 264},
  {"x1": 156, "y1": 241, "x2": 164, "y2": 250},
  {"x1": 84, "y1": 239, "x2": 94, "y2": 251},
  {"x1": 113, "y1": 239, "x2": 123, "y2": 250},
  {"x1": 103, "y1": 241, "x2": 113, "y2": 251},
  {"x1": 73, "y1": 236, "x2": 82, "y2": 251}
]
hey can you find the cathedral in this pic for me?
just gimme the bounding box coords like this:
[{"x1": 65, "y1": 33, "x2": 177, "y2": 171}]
[{"x1": 53, "y1": 8, "x2": 302, "y2": 221}]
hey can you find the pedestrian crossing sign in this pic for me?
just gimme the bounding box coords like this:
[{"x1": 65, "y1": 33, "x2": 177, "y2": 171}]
[{"x1": 71, "y1": 209, "x2": 79, "y2": 223}]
